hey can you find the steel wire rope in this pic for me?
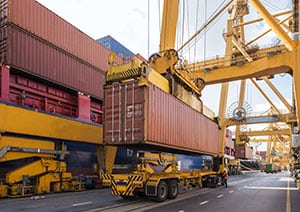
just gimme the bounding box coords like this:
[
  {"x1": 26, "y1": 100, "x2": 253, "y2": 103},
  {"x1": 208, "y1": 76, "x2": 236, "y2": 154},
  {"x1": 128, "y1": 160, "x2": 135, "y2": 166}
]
[
  {"x1": 262, "y1": 0, "x2": 285, "y2": 11},
  {"x1": 184, "y1": 0, "x2": 191, "y2": 62},
  {"x1": 192, "y1": 0, "x2": 200, "y2": 71},
  {"x1": 178, "y1": 0, "x2": 230, "y2": 54},
  {"x1": 204, "y1": 0, "x2": 208, "y2": 65},
  {"x1": 158, "y1": 0, "x2": 161, "y2": 38},
  {"x1": 181, "y1": 0, "x2": 186, "y2": 51},
  {"x1": 176, "y1": 0, "x2": 181, "y2": 52},
  {"x1": 180, "y1": 0, "x2": 229, "y2": 60},
  {"x1": 181, "y1": 10, "x2": 227, "y2": 65},
  {"x1": 148, "y1": 0, "x2": 150, "y2": 58}
]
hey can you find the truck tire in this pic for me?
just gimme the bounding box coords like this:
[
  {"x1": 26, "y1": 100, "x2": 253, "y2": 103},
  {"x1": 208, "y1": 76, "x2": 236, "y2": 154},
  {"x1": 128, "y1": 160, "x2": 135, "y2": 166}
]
[
  {"x1": 167, "y1": 180, "x2": 178, "y2": 199},
  {"x1": 154, "y1": 181, "x2": 168, "y2": 202}
]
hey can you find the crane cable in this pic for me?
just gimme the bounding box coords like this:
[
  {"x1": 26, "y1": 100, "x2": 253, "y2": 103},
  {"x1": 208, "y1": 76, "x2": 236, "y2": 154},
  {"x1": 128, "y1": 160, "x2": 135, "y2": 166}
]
[
  {"x1": 193, "y1": 0, "x2": 200, "y2": 67},
  {"x1": 178, "y1": 0, "x2": 233, "y2": 53},
  {"x1": 148, "y1": 0, "x2": 150, "y2": 58}
]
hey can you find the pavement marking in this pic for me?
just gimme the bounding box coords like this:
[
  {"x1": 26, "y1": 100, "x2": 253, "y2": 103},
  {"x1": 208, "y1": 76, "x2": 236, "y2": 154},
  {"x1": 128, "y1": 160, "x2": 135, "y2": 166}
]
[
  {"x1": 178, "y1": 210, "x2": 184, "y2": 212},
  {"x1": 286, "y1": 177, "x2": 291, "y2": 212},
  {"x1": 217, "y1": 194, "x2": 224, "y2": 198},
  {"x1": 199, "y1": 201, "x2": 208, "y2": 205},
  {"x1": 72, "y1": 201, "x2": 92, "y2": 207},
  {"x1": 229, "y1": 190, "x2": 234, "y2": 193},
  {"x1": 244, "y1": 186, "x2": 297, "y2": 191}
]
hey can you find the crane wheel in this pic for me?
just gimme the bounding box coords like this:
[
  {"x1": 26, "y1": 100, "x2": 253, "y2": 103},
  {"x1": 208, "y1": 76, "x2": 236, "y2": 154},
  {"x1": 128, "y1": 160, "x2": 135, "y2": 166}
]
[
  {"x1": 167, "y1": 180, "x2": 178, "y2": 199},
  {"x1": 153, "y1": 180, "x2": 168, "y2": 202}
]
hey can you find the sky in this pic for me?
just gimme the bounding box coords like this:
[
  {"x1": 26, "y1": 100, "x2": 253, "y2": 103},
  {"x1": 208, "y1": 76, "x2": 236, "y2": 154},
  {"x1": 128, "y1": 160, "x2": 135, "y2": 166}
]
[{"x1": 36, "y1": 0, "x2": 293, "y2": 151}]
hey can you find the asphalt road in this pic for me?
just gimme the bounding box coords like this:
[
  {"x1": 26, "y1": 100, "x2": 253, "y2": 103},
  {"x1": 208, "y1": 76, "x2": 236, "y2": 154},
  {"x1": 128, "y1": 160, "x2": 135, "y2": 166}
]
[
  {"x1": 144, "y1": 171, "x2": 300, "y2": 212},
  {"x1": 1, "y1": 171, "x2": 299, "y2": 212}
]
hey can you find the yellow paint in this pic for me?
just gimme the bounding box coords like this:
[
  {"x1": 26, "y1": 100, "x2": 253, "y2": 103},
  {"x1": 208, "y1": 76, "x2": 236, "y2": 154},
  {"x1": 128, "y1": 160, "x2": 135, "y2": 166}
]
[
  {"x1": 0, "y1": 103, "x2": 103, "y2": 144},
  {"x1": 144, "y1": 68, "x2": 170, "y2": 93},
  {"x1": 160, "y1": 0, "x2": 179, "y2": 51},
  {"x1": 104, "y1": 145, "x2": 117, "y2": 174},
  {"x1": 0, "y1": 136, "x2": 54, "y2": 162}
]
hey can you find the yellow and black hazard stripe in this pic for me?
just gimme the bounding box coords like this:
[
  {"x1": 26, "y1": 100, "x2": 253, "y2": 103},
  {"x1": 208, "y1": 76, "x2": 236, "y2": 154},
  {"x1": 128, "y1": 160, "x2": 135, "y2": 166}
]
[
  {"x1": 103, "y1": 174, "x2": 119, "y2": 195},
  {"x1": 105, "y1": 68, "x2": 141, "y2": 84},
  {"x1": 123, "y1": 175, "x2": 143, "y2": 196}
]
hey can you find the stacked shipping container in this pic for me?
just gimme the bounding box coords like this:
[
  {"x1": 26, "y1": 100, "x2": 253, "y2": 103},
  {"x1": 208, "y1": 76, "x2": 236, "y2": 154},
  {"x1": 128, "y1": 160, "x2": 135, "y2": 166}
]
[
  {"x1": 0, "y1": 0, "x2": 125, "y2": 178},
  {"x1": 0, "y1": 0, "x2": 123, "y2": 100}
]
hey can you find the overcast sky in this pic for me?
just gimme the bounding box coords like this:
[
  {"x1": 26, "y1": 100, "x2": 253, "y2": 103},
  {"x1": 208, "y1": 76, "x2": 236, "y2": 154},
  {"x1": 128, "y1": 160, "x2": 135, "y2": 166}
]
[{"x1": 36, "y1": 1, "x2": 293, "y2": 149}]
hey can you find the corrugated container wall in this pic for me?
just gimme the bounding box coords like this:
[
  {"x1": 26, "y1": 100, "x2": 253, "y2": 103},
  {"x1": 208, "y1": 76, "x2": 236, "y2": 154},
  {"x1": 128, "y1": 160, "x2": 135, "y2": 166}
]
[
  {"x1": 0, "y1": 0, "x2": 122, "y2": 72},
  {"x1": 0, "y1": 25, "x2": 105, "y2": 99},
  {"x1": 235, "y1": 145, "x2": 254, "y2": 159},
  {"x1": 104, "y1": 81, "x2": 220, "y2": 156}
]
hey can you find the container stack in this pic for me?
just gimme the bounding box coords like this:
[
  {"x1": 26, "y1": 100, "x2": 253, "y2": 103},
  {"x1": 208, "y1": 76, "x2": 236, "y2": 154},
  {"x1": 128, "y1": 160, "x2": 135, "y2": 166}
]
[{"x1": 0, "y1": 0, "x2": 121, "y2": 180}]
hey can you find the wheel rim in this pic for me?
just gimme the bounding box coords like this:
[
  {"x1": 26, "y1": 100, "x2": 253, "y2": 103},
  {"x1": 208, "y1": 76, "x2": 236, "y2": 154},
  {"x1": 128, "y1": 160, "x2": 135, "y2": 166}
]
[{"x1": 159, "y1": 185, "x2": 167, "y2": 198}]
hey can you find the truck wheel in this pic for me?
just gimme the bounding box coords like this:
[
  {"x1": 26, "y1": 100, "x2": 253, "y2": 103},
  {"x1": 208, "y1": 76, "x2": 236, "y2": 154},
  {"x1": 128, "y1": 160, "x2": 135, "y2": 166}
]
[
  {"x1": 154, "y1": 181, "x2": 168, "y2": 202},
  {"x1": 167, "y1": 180, "x2": 178, "y2": 199}
]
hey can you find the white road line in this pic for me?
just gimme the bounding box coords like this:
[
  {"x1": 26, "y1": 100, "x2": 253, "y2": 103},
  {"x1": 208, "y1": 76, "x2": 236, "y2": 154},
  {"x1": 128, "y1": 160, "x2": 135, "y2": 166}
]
[
  {"x1": 72, "y1": 201, "x2": 92, "y2": 207},
  {"x1": 229, "y1": 190, "x2": 234, "y2": 193},
  {"x1": 178, "y1": 210, "x2": 185, "y2": 212},
  {"x1": 244, "y1": 186, "x2": 298, "y2": 191},
  {"x1": 217, "y1": 194, "x2": 224, "y2": 198},
  {"x1": 200, "y1": 201, "x2": 208, "y2": 205}
]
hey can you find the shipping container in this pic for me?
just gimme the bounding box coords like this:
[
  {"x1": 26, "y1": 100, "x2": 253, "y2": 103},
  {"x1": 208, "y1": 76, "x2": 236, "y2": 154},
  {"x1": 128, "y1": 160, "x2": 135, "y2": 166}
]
[
  {"x1": 0, "y1": 24, "x2": 105, "y2": 99},
  {"x1": 0, "y1": 67, "x2": 103, "y2": 124},
  {"x1": 235, "y1": 145, "x2": 254, "y2": 159},
  {"x1": 0, "y1": 0, "x2": 122, "y2": 72},
  {"x1": 97, "y1": 35, "x2": 135, "y2": 59},
  {"x1": 104, "y1": 81, "x2": 220, "y2": 156}
]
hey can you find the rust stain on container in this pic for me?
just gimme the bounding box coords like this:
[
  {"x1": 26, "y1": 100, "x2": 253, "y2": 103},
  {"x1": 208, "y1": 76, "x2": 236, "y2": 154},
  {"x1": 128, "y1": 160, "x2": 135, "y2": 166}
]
[
  {"x1": 0, "y1": 0, "x2": 122, "y2": 72},
  {"x1": 104, "y1": 81, "x2": 220, "y2": 156},
  {"x1": 0, "y1": 25, "x2": 104, "y2": 99}
]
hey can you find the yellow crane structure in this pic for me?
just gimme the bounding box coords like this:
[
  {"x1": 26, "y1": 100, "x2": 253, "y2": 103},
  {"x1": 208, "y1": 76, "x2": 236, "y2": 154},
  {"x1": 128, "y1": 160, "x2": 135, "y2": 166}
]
[
  {"x1": 176, "y1": 0, "x2": 299, "y2": 178},
  {"x1": 106, "y1": 0, "x2": 299, "y2": 174}
]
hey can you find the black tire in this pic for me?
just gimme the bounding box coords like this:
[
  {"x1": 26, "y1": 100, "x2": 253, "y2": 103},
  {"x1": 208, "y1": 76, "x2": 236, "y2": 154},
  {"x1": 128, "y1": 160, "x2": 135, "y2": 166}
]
[
  {"x1": 154, "y1": 181, "x2": 168, "y2": 202},
  {"x1": 211, "y1": 177, "x2": 218, "y2": 188},
  {"x1": 167, "y1": 180, "x2": 178, "y2": 199}
]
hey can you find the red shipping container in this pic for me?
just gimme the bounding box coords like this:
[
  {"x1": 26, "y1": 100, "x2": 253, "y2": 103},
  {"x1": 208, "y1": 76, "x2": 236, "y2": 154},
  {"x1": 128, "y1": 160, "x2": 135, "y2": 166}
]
[
  {"x1": 225, "y1": 129, "x2": 234, "y2": 149},
  {"x1": 0, "y1": 0, "x2": 122, "y2": 72},
  {"x1": 0, "y1": 24, "x2": 105, "y2": 99},
  {"x1": 235, "y1": 145, "x2": 254, "y2": 159},
  {"x1": 104, "y1": 81, "x2": 220, "y2": 156}
]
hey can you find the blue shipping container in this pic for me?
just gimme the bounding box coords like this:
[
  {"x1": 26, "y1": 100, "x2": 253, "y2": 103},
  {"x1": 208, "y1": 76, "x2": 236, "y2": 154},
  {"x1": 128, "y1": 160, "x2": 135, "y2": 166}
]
[{"x1": 97, "y1": 35, "x2": 135, "y2": 59}]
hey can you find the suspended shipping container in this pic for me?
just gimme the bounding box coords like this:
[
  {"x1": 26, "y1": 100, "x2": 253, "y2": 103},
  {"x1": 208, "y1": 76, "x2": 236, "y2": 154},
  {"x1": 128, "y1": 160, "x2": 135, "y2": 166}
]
[
  {"x1": 104, "y1": 81, "x2": 220, "y2": 156},
  {"x1": 235, "y1": 145, "x2": 254, "y2": 160}
]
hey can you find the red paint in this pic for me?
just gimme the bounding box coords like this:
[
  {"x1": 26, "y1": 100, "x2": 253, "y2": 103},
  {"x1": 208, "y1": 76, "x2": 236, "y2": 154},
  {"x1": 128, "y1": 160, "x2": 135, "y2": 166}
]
[
  {"x1": 77, "y1": 92, "x2": 91, "y2": 121},
  {"x1": 0, "y1": 25, "x2": 105, "y2": 99},
  {"x1": 0, "y1": 66, "x2": 10, "y2": 101},
  {"x1": 0, "y1": 66, "x2": 103, "y2": 124},
  {"x1": 1, "y1": 0, "x2": 122, "y2": 72}
]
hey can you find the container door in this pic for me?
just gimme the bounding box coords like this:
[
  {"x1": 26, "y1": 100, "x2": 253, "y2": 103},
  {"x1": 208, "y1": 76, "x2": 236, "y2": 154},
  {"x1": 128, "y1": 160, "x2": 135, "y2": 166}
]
[{"x1": 104, "y1": 81, "x2": 145, "y2": 144}]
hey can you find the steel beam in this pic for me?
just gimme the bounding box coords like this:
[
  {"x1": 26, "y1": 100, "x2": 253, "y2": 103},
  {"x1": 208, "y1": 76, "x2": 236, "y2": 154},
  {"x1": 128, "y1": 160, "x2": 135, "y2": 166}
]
[{"x1": 249, "y1": 0, "x2": 297, "y2": 51}]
